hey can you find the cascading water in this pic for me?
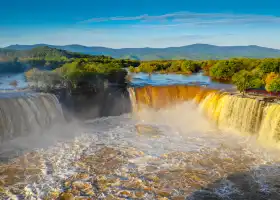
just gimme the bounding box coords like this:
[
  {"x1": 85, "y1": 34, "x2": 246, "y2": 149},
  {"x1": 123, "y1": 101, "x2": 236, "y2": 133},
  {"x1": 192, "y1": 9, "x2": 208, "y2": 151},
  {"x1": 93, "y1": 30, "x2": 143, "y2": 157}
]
[
  {"x1": 199, "y1": 93, "x2": 266, "y2": 135},
  {"x1": 199, "y1": 92, "x2": 280, "y2": 148},
  {"x1": 131, "y1": 85, "x2": 280, "y2": 148},
  {"x1": 129, "y1": 85, "x2": 215, "y2": 111},
  {"x1": 0, "y1": 92, "x2": 64, "y2": 141},
  {"x1": 258, "y1": 104, "x2": 280, "y2": 147},
  {"x1": 2, "y1": 85, "x2": 280, "y2": 199}
]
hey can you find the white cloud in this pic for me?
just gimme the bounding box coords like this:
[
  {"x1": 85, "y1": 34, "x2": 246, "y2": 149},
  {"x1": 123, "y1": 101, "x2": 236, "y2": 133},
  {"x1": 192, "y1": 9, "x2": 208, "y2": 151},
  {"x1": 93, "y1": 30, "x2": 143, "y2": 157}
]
[
  {"x1": 81, "y1": 11, "x2": 280, "y2": 26},
  {"x1": 2, "y1": 14, "x2": 280, "y2": 49}
]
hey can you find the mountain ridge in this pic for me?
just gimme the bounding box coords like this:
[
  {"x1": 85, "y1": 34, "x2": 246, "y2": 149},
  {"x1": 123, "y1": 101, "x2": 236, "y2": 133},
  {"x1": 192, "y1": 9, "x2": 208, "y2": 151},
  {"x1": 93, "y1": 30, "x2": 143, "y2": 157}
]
[{"x1": 5, "y1": 43, "x2": 280, "y2": 60}]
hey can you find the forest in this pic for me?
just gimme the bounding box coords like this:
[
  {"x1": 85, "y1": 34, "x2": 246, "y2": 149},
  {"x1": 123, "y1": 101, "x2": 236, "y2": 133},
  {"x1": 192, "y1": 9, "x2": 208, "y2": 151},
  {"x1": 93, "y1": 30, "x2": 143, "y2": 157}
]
[
  {"x1": 2, "y1": 46, "x2": 280, "y2": 93},
  {"x1": 0, "y1": 46, "x2": 140, "y2": 72},
  {"x1": 129, "y1": 58, "x2": 280, "y2": 93},
  {"x1": 0, "y1": 46, "x2": 139, "y2": 91}
]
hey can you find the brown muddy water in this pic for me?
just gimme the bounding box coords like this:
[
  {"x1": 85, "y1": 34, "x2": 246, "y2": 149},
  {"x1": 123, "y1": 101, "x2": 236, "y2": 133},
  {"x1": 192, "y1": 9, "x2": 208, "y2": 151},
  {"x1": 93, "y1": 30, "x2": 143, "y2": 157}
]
[{"x1": 1, "y1": 99, "x2": 280, "y2": 200}]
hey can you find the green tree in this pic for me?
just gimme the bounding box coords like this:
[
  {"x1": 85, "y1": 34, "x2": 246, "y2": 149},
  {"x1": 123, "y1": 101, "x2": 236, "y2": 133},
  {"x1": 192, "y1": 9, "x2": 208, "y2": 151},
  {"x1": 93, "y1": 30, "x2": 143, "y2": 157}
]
[
  {"x1": 267, "y1": 78, "x2": 280, "y2": 92},
  {"x1": 249, "y1": 77, "x2": 264, "y2": 89},
  {"x1": 265, "y1": 72, "x2": 279, "y2": 92},
  {"x1": 259, "y1": 59, "x2": 280, "y2": 74},
  {"x1": 232, "y1": 70, "x2": 252, "y2": 95},
  {"x1": 167, "y1": 61, "x2": 181, "y2": 72},
  {"x1": 180, "y1": 60, "x2": 201, "y2": 73},
  {"x1": 210, "y1": 59, "x2": 243, "y2": 80},
  {"x1": 128, "y1": 66, "x2": 135, "y2": 72}
]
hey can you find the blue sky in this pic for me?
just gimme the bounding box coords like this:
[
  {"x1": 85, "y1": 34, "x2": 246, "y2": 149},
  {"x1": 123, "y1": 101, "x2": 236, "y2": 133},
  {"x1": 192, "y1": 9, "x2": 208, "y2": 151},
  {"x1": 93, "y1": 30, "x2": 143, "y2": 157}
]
[{"x1": 1, "y1": 0, "x2": 280, "y2": 48}]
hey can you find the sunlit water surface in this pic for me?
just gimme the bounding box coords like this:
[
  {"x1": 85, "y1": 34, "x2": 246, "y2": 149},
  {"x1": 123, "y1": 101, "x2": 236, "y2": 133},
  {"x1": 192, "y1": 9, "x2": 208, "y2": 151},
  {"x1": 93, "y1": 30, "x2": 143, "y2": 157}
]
[
  {"x1": 129, "y1": 72, "x2": 234, "y2": 90},
  {"x1": 0, "y1": 73, "x2": 28, "y2": 90}
]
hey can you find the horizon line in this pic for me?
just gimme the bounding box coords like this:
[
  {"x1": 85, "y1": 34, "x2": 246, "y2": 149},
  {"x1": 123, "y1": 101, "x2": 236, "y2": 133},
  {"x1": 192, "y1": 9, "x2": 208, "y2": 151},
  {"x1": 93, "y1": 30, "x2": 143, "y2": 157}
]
[{"x1": 2, "y1": 43, "x2": 280, "y2": 50}]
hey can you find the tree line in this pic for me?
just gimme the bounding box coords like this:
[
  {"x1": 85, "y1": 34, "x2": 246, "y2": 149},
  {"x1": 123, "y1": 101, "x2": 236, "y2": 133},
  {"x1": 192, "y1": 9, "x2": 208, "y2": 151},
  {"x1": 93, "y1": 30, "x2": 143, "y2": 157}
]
[
  {"x1": 129, "y1": 60, "x2": 201, "y2": 74},
  {"x1": 128, "y1": 58, "x2": 280, "y2": 93},
  {"x1": 3, "y1": 46, "x2": 280, "y2": 93}
]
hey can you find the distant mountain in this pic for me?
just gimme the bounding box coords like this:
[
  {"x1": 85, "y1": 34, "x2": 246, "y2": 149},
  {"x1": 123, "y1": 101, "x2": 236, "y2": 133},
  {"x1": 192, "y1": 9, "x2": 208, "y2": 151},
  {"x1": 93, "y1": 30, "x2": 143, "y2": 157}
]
[
  {"x1": 0, "y1": 46, "x2": 116, "y2": 73},
  {"x1": 0, "y1": 46, "x2": 111, "y2": 62},
  {"x1": 5, "y1": 44, "x2": 280, "y2": 60}
]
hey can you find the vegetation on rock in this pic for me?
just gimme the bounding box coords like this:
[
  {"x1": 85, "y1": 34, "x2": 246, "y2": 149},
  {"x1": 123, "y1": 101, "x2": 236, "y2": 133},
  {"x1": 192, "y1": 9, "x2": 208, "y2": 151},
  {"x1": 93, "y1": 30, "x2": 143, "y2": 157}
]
[{"x1": 25, "y1": 57, "x2": 130, "y2": 92}]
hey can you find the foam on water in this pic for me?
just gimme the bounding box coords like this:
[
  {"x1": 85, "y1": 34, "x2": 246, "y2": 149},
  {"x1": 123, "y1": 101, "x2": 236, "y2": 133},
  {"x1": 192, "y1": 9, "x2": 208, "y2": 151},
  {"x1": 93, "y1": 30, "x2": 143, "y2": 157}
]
[{"x1": 1, "y1": 102, "x2": 280, "y2": 199}]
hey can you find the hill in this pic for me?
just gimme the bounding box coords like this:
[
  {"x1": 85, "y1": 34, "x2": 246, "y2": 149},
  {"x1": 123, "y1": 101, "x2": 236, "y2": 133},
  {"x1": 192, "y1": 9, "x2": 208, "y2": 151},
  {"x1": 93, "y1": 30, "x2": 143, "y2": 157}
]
[
  {"x1": 0, "y1": 46, "x2": 102, "y2": 61},
  {"x1": 5, "y1": 44, "x2": 280, "y2": 60},
  {"x1": 0, "y1": 46, "x2": 138, "y2": 73}
]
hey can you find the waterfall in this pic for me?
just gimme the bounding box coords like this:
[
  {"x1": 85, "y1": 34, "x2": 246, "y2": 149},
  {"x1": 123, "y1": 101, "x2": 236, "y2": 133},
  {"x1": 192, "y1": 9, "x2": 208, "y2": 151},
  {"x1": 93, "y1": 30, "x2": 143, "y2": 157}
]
[
  {"x1": 129, "y1": 85, "x2": 215, "y2": 110},
  {"x1": 200, "y1": 93, "x2": 266, "y2": 134},
  {"x1": 200, "y1": 94, "x2": 280, "y2": 147},
  {"x1": 258, "y1": 105, "x2": 280, "y2": 147},
  {"x1": 128, "y1": 85, "x2": 280, "y2": 147},
  {"x1": 128, "y1": 87, "x2": 137, "y2": 113},
  {"x1": 0, "y1": 92, "x2": 64, "y2": 141}
]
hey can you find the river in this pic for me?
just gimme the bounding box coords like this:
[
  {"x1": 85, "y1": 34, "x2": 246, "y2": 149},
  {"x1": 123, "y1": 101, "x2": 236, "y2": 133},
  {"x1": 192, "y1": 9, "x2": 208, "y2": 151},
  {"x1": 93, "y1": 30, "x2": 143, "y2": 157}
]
[
  {"x1": 0, "y1": 72, "x2": 280, "y2": 200},
  {"x1": 0, "y1": 73, "x2": 28, "y2": 90},
  {"x1": 129, "y1": 72, "x2": 233, "y2": 89},
  {"x1": 0, "y1": 71, "x2": 232, "y2": 90}
]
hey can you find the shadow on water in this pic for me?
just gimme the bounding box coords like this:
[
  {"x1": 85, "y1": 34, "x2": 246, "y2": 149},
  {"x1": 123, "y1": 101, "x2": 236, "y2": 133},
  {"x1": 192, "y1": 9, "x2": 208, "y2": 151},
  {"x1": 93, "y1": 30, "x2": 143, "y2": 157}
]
[{"x1": 187, "y1": 164, "x2": 280, "y2": 200}]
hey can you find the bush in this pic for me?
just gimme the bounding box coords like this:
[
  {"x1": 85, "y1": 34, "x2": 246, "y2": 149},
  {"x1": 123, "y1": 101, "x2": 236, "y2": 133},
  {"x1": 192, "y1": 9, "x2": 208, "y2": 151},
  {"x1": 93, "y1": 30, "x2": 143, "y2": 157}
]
[{"x1": 267, "y1": 78, "x2": 280, "y2": 92}]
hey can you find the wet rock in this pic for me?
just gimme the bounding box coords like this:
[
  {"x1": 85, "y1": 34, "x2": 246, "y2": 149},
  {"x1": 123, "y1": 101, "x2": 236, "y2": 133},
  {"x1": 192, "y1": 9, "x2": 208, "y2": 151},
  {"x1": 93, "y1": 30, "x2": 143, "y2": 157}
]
[
  {"x1": 117, "y1": 190, "x2": 133, "y2": 198},
  {"x1": 59, "y1": 192, "x2": 75, "y2": 200}
]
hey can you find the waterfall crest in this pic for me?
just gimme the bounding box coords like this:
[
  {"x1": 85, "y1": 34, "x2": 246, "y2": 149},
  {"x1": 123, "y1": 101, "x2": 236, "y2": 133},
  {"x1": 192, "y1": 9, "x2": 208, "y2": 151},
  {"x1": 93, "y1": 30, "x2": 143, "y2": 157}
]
[
  {"x1": 0, "y1": 92, "x2": 64, "y2": 141},
  {"x1": 129, "y1": 85, "x2": 215, "y2": 111}
]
